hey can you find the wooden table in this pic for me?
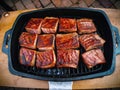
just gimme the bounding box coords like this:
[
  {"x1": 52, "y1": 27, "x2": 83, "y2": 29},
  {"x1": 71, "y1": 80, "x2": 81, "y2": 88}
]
[{"x1": 0, "y1": 8, "x2": 120, "y2": 89}]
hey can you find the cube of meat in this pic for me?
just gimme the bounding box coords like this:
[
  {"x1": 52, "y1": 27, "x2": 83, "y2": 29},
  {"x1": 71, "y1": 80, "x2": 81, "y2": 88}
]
[
  {"x1": 57, "y1": 49, "x2": 80, "y2": 68},
  {"x1": 19, "y1": 48, "x2": 36, "y2": 66},
  {"x1": 41, "y1": 17, "x2": 59, "y2": 33},
  {"x1": 79, "y1": 33, "x2": 105, "y2": 51},
  {"x1": 77, "y1": 18, "x2": 96, "y2": 34},
  {"x1": 19, "y1": 32, "x2": 38, "y2": 49},
  {"x1": 59, "y1": 18, "x2": 77, "y2": 32},
  {"x1": 36, "y1": 50, "x2": 56, "y2": 68},
  {"x1": 37, "y1": 34, "x2": 55, "y2": 50},
  {"x1": 25, "y1": 18, "x2": 43, "y2": 34},
  {"x1": 56, "y1": 33, "x2": 79, "y2": 49},
  {"x1": 82, "y1": 49, "x2": 106, "y2": 68}
]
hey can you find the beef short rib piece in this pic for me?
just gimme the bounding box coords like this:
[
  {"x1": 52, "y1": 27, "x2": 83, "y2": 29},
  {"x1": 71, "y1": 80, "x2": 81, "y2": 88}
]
[
  {"x1": 59, "y1": 18, "x2": 77, "y2": 32},
  {"x1": 19, "y1": 48, "x2": 36, "y2": 66},
  {"x1": 82, "y1": 49, "x2": 106, "y2": 68},
  {"x1": 36, "y1": 50, "x2": 56, "y2": 68},
  {"x1": 37, "y1": 34, "x2": 55, "y2": 50},
  {"x1": 79, "y1": 33, "x2": 105, "y2": 51},
  {"x1": 41, "y1": 17, "x2": 59, "y2": 34},
  {"x1": 77, "y1": 18, "x2": 96, "y2": 34},
  {"x1": 25, "y1": 18, "x2": 43, "y2": 34},
  {"x1": 57, "y1": 49, "x2": 80, "y2": 68},
  {"x1": 19, "y1": 32, "x2": 38, "y2": 49},
  {"x1": 56, "y1": 33, "x2": 79, "y2": 49}
]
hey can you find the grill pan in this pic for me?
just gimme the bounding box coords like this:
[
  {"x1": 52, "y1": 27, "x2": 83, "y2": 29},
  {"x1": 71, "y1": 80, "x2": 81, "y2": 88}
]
[{"x1": 2, "y1": 8, "x2": 120, "y2": 81}]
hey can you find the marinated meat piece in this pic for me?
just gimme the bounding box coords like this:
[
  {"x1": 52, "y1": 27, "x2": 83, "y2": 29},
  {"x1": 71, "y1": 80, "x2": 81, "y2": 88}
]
[
  {"x1": 19, "y1": 48, "x2": 36, "y2": 66},
  {"x1": 37, "y1": 34, "x2": 55, "y2": 50},
  {"x1": 36, "y1": 50, "x2": 56, "y2": 68},
  {"x1": 25, "y1": 18, "x2": 43, "y2": 34},
  {"x1": 56, "y1": 33, "x2": 79, "y2": 49},
  {"x1": 57, "y1": 49, "x2": 80, "y2": 68},
  {"x1": 59, "y1": 18, "x2": 77, "y2": 32},
  {"x1": 19, "y1": 32, "x2": 38, "y2": 49},
  {"x1": 82, "y1": 49, "x2": 106, "y2": 68},
  {"x1": 77, "y1": 18, "x2": 96, "y2": 34},
  {"x1": 41, "y1": 17, "x2": 59, "y2": 33},
  {"x1": 79, "y1": 33, "x2": 105, "y2": 51}
]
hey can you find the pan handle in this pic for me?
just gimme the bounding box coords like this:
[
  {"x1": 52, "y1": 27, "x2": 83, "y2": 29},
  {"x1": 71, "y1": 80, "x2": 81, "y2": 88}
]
[
  {"x1": 2, "y1": 30, "x2": 12, "y2": 54},
  {"x1": 112, "y1": 26, "x2": 120, "y2": 55}
]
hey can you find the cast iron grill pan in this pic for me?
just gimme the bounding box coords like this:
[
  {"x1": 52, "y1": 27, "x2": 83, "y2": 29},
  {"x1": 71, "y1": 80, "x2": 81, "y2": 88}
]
[{"x1": 6, "y1": 8, "x2": 115, "y2": 81}]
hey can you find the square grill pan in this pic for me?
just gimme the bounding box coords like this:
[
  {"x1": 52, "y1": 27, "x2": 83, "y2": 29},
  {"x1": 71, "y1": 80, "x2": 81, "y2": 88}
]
[{"x1": 2, "y1": 8, "x2": 120, "y2": 81}]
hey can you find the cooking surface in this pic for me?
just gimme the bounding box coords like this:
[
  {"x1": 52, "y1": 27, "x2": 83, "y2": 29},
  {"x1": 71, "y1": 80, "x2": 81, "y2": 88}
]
[{"x1": 0, "y1": 8, "x2": 120, "y2": 89}]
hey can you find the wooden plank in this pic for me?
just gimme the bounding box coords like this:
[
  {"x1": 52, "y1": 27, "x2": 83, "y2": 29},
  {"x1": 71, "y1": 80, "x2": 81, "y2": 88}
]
[{"x1": 0, "y1": 8, "x2": 120, "y2": 89}]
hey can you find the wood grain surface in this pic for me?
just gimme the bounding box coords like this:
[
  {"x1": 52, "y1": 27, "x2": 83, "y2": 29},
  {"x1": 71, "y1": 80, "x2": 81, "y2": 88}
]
[{"x1": 0, "y1": 8, "x2": 120, "y2": 89}]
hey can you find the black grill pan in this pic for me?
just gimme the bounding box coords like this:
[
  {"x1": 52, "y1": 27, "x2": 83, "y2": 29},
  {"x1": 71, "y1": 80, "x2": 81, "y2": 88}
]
[{"x1": 2, "y1": 8, "x2": 120, "y2": 81}]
